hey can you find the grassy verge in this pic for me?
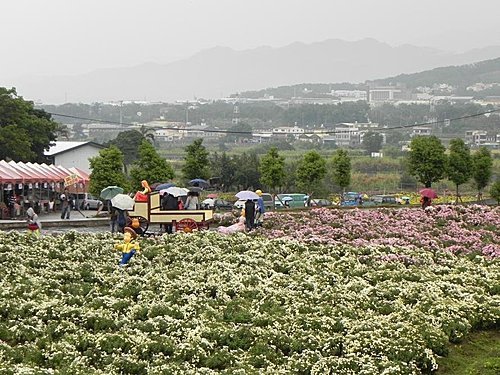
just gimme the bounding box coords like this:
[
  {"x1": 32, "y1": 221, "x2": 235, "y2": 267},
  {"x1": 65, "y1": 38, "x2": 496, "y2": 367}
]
[{"x1": 437, "y1": 330, "x2": 500, "y2": 374}]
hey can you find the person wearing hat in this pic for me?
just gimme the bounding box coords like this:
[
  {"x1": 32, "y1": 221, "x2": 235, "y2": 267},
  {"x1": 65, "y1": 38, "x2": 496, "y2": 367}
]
[
  {"x1": 26, "y1": 207, "x2": 42, "y2": 237},
  {"x1": 114, "y1": 227, "x2": 141, "y2": 266},
  {"x1": 254, "y1": 189, "x2": 265, "y2": 227}
]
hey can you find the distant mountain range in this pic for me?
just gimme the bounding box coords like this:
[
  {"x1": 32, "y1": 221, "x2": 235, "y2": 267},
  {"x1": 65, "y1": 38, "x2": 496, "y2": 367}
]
[
  {"x1": 13, "y1": 38, "x2": 500, "y2": 104},
  {"x1": 370, "y1": 56, "x2": 500, "y2": 89}
]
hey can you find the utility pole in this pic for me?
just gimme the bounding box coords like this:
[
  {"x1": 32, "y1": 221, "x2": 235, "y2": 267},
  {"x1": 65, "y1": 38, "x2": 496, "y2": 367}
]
[{"x1": 119, "y1": 100, "x2": 123, "y2": 126}]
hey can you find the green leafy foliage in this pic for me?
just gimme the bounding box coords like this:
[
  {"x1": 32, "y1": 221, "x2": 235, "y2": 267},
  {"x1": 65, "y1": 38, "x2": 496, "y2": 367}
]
[
  {"x1": 295, "y1": 150, "x2": 327, "y2": 195},
  {"x1": 330, "y1": 149, "x2": 351, "y2": 191},
  {"x1": 233, "y1": 152, "x2": 261, "y2": 190},
  {"x1": 362, "y1": 131, "x2": 384, "y2": 153},
  {"x1": 259, "y1": 147, "x2": 285, "y2": 192},
  {"x1": 447, "y1": 138, "x2": 472, "y2": 198},
  {"x1": 210, "y1": 152, "x2": 236, "y2": 192},
  {"x1": 129, "y1": 140, "x2": 174, "y2": 190},
  {"x1": 0, "y1": 87, "x2": 58, "y2": 162},
  {"x1": 88, "y1": 146, "x2": 130, "y2": 196},
  {"x1": 491, "y1": 180, "x2": 500, "y2": 204},
  {"x1": 407, "y1": 136, "x2": 447, "y2": 188},
  {"x1": 472, "y1": 147, "x2": 493, "y2": 195},
  {"x1": 182, "y1": 139, "x2": 210, "y2": 181},
  {"x1": 106, "y1": 130, "x2": 145, "y2": 167}
]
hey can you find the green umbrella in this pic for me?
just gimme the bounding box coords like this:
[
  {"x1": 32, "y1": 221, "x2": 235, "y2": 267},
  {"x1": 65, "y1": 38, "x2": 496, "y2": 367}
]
[{"x1": 100, "y1": 186, "x2": 124, "y2": 200}]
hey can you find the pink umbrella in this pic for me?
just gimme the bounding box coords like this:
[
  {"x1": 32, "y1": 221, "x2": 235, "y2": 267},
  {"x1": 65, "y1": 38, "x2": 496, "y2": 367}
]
[
  {"x1": 206, "y1": 193, "x2": 218, "y2": 199},
  {"x1": 420, "y1": 188, "x2": 438, "y2": 199}
]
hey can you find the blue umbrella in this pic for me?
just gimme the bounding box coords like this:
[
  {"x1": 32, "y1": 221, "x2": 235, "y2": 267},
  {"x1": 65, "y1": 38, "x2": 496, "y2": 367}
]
[
  {"x1": 155, "y1": 182, "x2": 175, "y2": 191},
  {"x1": 189, "y1": 178, "x2": 209, "y2": 188}
]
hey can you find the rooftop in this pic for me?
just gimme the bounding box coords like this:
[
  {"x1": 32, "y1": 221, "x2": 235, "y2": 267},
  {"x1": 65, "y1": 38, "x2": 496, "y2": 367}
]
[{"x1": 45, "y1": 141, "x2": 104, "y2": 156}]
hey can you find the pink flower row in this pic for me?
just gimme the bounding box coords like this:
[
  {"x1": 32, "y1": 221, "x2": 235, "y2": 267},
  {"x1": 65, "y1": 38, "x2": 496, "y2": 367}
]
[{"x1": 262, "y1": 205, "x2": 500, "y2": 258}]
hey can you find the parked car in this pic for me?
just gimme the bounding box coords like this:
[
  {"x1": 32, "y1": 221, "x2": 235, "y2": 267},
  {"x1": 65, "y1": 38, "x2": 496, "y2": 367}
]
[
  {"x1": 372, "y1": 195, "x2": 398, "y2": 205},
  {"x1": 276, "y1": 193, "x2": 308, "y2": 208},
  {"x1": 340, "y1": 192, "x2": 361, "y2": 207},
  {"x1": 233, "y1": 199, "x2": 249, "y2": 210},
  {"x1": 309, "y1": 198, "x2": 332, "y2": 207},
  {"x1": 260, "y1": 193, "x2": 274, "y2": 210},
  {"x1": 202, "y1": 198, "x2": 233, "y2": 210},
  {"x1": 75, "y1": 193, "x2": 103, "y2": 210}
]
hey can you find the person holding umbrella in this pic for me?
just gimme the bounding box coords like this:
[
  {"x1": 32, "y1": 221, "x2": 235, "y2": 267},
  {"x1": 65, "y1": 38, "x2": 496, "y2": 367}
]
[
  {"x1": 254, "y1": 190, "x2": 265, "y2": 227},
  {"x1": 244, "y1": 199, "x2": 256, "y2": 231},
  {"x1": 185, "y1": 191, "x2": 199, "y2": 210},
  {"x1": 100, "y1": 186, "x2": 124, "y2": 233},
  {"x1": 161, "y1": 192, "x2": 178, "y2": 234},
  {"x1": 420, "y1": 188, "x2": 438, "y2": 209}
]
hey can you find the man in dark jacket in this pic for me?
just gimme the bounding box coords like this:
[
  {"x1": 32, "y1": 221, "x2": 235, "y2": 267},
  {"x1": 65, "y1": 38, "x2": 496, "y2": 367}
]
[
  {"x1": 162, "y1": 193, "x2": 178, "y2": 233},
  {"x1": 244, "y1": 199, "x2": 256, "y2": 231}
]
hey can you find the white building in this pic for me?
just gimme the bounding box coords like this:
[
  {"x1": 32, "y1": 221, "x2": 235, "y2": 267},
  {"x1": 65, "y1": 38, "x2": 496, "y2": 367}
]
[
  {"x1": 368, "y1": 86, "x2": 411, "y2": 103},
  {"x1": 331, "y1": 90, "x2": 367, "y2": 102},
  {"x1": 465, "y1": 130, "x2": 499, "y2": 147},
  {"x1": 271, "y1": 126, "x2": 305, "y2": 139},
  {"x1": 332, "y1": 123, "x2": 361, "y2": 147},
  {"x1": 410, "y1": 127, "x2": 432, "y2": 137},
  {"x1": 45, "y1": 141, "x2": 104, "y2": 173}
]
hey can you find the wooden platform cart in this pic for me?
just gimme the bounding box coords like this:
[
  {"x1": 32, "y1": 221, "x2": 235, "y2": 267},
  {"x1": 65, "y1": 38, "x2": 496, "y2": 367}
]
[{"x1": 127, "y1": 192, "x2": 213, "y2": 234}]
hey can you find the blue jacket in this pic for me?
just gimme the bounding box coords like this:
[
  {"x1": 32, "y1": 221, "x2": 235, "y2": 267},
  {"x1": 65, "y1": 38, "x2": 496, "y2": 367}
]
[{"x1": 257, "y1": 197, "x2": 265, "y2": 213}]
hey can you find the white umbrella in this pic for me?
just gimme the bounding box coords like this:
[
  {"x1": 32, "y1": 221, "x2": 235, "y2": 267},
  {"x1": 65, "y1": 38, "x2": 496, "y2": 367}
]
[
  {"x1": 281, "y1": 196, "x2": 293, "y2": 202},
  {"x1": 111, "y1": 193, "x2": 135, "y2": 210},
  {"x1": 235, "y1": 190, "x2": 259, "y2": 200},
  {"x1": 165, "y1": 186, "x2": 188, "y2": 197}
]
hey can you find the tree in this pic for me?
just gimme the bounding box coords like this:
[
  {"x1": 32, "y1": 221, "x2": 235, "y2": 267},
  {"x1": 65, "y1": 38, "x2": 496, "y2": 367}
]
[
  {"x1": 296, "y1": 150, "x2": 327, "y2": 196},
  {"x1": 407, "y1": 136, "x2": 446, "y2": 188},
  {"x1": 224, "y1": 122, "x2": 253, "y2": 143},
  {"x1": 210, "y1": 152, "x2": 236, "y2": 191},
  {"x1": 107, "y1": 130, "x2": 145, "y2": 168},
  {"x1": 139, "y1": 125, "x2": 156, "y2": 145},
  {"x1": 0, "y1": 87, "x2": 58, "y2": 162},
  {"x1": 330, "y1": 149, "x2": 351, "y2": 192},
  {"x1": 259, "y1": 147, "x2": 285, "y2": 193},
  {"x1": 89, "y1": 146, "x2": 130, "y2": 197},
  {"x1": 182, "y1": 139, "x2": 210, "y2": 181},
  {"x1": 362, "y1": 131, "x2": 383, "y2": 154},
  {"x1": 233, "y1": 152, "x2": 261, "y2": 190},
  {"x1": 490, "y1": 180, "x2": 500, "y2": 204},
  {"x1": 471, "y1": 147, "x2": 493, "y2": 201},
  {"x1": 129, "y1": 140, "x2": 174, "y2": 190},
  {"x1": 446, "y1": 138, "x2": 472, "y2": 202}
]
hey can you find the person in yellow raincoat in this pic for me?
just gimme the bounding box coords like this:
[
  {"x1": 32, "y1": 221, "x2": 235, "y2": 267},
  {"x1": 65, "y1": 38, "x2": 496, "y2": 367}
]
[{"x1": 115, "y1": 227, "x2": 141, "y2": 266}]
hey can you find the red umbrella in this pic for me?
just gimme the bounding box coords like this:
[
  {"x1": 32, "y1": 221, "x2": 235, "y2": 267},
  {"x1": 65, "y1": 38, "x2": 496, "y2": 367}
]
[
  {"x1": 206, "y1": 193, "x2": 218, "y2": 199},
  {"x1": 420, "y1": 188, "x2": 438, "y2": 199}
]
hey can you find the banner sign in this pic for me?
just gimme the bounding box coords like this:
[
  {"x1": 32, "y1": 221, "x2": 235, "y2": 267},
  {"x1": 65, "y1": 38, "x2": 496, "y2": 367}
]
[{"x1": 64, "y1": 174, "x2": 79, "y2": 187}]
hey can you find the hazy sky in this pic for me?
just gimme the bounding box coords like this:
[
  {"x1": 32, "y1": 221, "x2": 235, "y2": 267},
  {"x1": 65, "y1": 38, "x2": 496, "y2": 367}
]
[{"x1": 1, "y1": 0, "x2": 499, "y2": 85}]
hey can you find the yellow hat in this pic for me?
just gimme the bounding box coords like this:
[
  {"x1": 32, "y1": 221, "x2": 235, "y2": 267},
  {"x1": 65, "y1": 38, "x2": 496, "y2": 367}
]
[{"x1": 256, "y1": 189, "x2": 262, "y2": 196}]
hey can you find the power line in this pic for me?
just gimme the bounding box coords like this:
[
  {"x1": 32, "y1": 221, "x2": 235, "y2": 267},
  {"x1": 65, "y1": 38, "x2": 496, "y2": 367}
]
[{"x1": 48, "y1": 107, "x2": 500, "y2": 136}]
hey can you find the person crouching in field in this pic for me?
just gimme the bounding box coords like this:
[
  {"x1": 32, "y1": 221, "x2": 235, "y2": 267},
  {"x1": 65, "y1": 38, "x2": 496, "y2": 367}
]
[
  {"x1": 26, "y1": 207, "x2": 41, "y2": 237},
  {"x1": 114, "y1": 227, "x2": 140, "y2": 266}
]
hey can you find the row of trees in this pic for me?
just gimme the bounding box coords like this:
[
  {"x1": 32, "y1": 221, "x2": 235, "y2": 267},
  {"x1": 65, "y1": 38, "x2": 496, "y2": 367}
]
[
  {"x1": 89, "y1": 134, "x2": 499, "y2": 204},
  {"x1": 88, "y1": 136, "x2": 353, "y2": 199},
  {"x1": 407, "y1": 136, "x2": 495, "y2": 200}
]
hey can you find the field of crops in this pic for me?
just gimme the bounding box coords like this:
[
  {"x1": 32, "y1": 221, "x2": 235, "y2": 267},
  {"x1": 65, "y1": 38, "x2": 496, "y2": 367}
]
[{"x1": 0, "y1": 205, "x2": 498, "y2": 374}]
